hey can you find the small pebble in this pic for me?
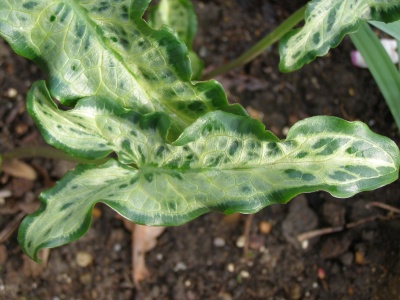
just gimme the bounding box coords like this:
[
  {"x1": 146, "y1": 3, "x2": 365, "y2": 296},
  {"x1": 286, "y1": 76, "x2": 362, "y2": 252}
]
[
  {"x1": 355, "y1": 250, "x2": 364, "y2": 265},
  {"x1": 199, "y1": 46, "x2": 207, "y2": 58},
  {"x1": 156, "y1": 253, "x2": 163, "y2": 261},
  {"x1": 113, "y1": 243, "x2": 121, "y2": 252},
  {"x1": 246, "y1": 106, "x2": 264, "y2": 121},
  {"x1": 288, "y1": 283, "x2": 302, "y2": 300},
  {"x1": 15, "y1": 123, "x2": 28, "y2": 135},
  {"x1": 79, "y1": 273, "x2": 92, "y2": 285},
  {"x1": 239, "y1": 270, "x2": 250, "y2": 279},
  {"x1": 282, "y1": 126, "x2": 289, "y2": 136},
  {"x1": 258, "y1": 221, "x2": 272, "y2": 235},
  {"x1": 348, "y1": 287, "x2": 354, "y2": 296},
  {"x1": 301, "y1": 240, "x2": 309, "y2": 250},
  {"x1": 76, "y1": 251, "x2": 93, "y2": 267},
  {"x1": 92, "y1": 207, "x2": 102, "y2": 218},
  {"x1": 214, "y1": 237, "x2": 225, "y2": 247},
  {"x1": 340, "y1": 252, "x2": 354, "y2": 266},
  {"x1": 185, "y1": 280, "x2": 191, "y2": 287},
  {"x1": 317, "y1": 268, "x2": 326, "y2": 280},
  {"x1": 0, "y1": 190, "x2": 12, "y2": 199},
  {"x1": 6, "y1": 88, "x2": 17, "y2": 98},
  {"x1": 249, "y1": 235, "x2": 264, "y2": 250},
  {"x1": 236, "y1": 236, "x2": 245, "y2": 248},
  {"x1": 57, "y1": 273, "x2": 72, "y2": 284},
  {"x1": 174, "y1": 262, "x2": 187, "y2": 272},
  {"x1": 218, "y1": 292, "x2": 233, "y2": 300},
  {"x1": 227, "y1": 263, "x2": 235, "y2": 273}
]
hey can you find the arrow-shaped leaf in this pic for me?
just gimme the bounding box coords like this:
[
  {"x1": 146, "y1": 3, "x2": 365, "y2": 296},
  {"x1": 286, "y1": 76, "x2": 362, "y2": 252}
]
[
  {"x1": 0, "y1": 0, "x2": 243, "y2": 135},
  {"x1": 279, "y1": 0, "x2": 400, "y2": 72},
  {"x1": 20, "y1": 82, "x2": 400, "y2": 260}
]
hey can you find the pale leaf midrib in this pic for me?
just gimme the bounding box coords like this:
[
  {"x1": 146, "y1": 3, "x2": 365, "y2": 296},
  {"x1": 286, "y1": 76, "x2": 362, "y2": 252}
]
[{"x1": 67, "y1": 0, "x2": 155, "y2": 106}]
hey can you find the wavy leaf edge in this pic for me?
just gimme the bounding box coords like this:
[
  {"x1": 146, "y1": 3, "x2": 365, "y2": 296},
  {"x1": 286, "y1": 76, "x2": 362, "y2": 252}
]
[
  {"x1": 18, "y1": 82, "x2": 400, "y2": 260},
  {"x1": 279, "y1": 0, "x2": 400, "y2": 72}
]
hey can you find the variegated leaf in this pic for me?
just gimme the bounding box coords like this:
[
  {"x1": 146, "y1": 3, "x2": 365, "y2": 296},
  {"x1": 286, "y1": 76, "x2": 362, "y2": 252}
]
[
  {"x1": 20, "y1": 84, "x2": 400, "y2": 260},
  {"x1": 148, "y1": 0, "x2": 197, "y2": 49},
  {"x1": 28, "y1": 81, "x2": 171, "y2": 163},
  {"x1": 147, "y1": 0, "x2": 204, "y2": 79},
  {"x1": 0, "y1": 0, "x2": 243, "y2": 136},
  {"x1": 279, "y1": 0, "x2": 400, "y2": 72}
]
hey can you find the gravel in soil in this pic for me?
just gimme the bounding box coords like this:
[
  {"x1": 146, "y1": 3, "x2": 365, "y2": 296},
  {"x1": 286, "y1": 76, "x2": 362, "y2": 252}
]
[{"x1": 1, "y1": 1, "x2": 400, "y2": 299}]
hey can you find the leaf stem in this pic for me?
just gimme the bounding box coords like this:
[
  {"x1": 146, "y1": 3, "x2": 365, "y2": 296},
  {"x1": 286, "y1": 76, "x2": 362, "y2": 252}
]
[
  {"x1": 1, "y1": 146, "x2": 109, "y2": 165},
  {"x1": 202, "y1": 5, "x2": 306, "y2": 80}
]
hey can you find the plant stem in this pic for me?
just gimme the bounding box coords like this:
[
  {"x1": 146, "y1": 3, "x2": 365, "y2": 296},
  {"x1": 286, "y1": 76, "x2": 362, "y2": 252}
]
[
  {"x1": 202, "y1": 5, "x2": 306, "y2": 80},
  {"x1": 1, "y1": 146, "x2": 109, "y2": 165}
]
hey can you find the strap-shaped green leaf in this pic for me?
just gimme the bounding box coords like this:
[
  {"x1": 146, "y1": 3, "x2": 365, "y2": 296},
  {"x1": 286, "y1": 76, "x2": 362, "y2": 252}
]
[
  {"x1": 279, "y1": 0, "x2": 400, "y2": 72},
  {"x1": 369, "y1": 20, "x2": 400, "y2": 40},
  {"x1": 20, "y1": 82, "x2": 400, "y2": 260},
  {"x1": 0, "y1": 0, "x2": 243, "y2": 135}
]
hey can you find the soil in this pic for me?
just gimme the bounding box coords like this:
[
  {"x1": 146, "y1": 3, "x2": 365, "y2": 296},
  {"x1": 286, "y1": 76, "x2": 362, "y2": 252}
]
[{"x1": 1, "y1": 1, "x2": 400, "y2": 299}]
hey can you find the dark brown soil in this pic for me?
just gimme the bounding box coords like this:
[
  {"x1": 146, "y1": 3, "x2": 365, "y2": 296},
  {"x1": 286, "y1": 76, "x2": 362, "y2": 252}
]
[{"x1": 1, "y1": 1, "x2": 400, "y2": 299}]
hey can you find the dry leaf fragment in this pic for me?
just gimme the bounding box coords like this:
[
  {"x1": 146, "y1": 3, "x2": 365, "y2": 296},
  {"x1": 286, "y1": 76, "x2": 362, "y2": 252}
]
[
  {"x1": 2, "y1": 158, "x2": 37, "y2": 180},
  {"x1": 0, "y1": 244, "x2": 7, "y2": 264},
  {"x1": 11, "y1": 177, "x2": 34, "y2": 197},
  {"x1": 131, "y1": 224, "x2": 165, "y2": 287},
  {"x1": 221, "y1": 212, "x2": 241, "y2": 228},
  {"x1": 22, "y1": 248, "x2": 50, "y2": 277},
  {"x1": 0, "y1": 211, "x2": 25, "y2": 243},
  {"x1": 0, "y1": 190, "x2": 12, "y2": 200}
]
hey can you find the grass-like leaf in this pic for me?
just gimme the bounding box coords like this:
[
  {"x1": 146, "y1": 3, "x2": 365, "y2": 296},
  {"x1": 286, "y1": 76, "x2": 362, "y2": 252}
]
[
  {"x1": 369, "y1": 20, "x2": 400, "y2": 40},
  {"x1": 279, "y1": 0, "x2": 400, "y2": 72},
  {"x1": 20, "y1": 82, "x2": 400, "y2": 261},
  {"x1": 0, "y1": 0, "x2": 243, "y2": 136},
  {"x1": 350, "y1": 24, "x2": 400, "y2": 129}
]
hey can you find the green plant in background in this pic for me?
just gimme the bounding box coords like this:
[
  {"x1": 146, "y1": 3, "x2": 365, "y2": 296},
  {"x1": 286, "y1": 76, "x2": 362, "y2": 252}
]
[
  {"x1": 206, "y1": 0, "x2": 400, "y2": 130},
  {"x1": 0, "y1": 0, "x2": 399, "y2": 262},
  {"x1": 148, "y1": 0, "x2": 204, "y2": 79},
  {"x1": 350, "y1": 21, "x2": 400, "y2": 129}
]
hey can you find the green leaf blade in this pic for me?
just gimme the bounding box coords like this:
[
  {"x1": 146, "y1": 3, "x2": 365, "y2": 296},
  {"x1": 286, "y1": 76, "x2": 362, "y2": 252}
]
[
  {"x1": 147, "y1": 0, "x2": 204, "y2": 79},
  {"x1": 350, "y1": 24, "x2": 400, "y2": 130},
  {"x1": 27, "y1": 81, "x2": 173, "y2": 164},
  {"x1": 148, "y1": 0, "x2": 197, "y2": 49},
  {"x1": 20, "y1": 101, "x2": 400, "y2": 260},
  {"x1": 369, "y1": 20, "x2": 400, "y2": 40},
  {"x1": 0, "y1": 0, "x2": 242, "y2": 134},
  {"x1": 279, "y1": 0, "x2": 400, "y2": 72}
]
